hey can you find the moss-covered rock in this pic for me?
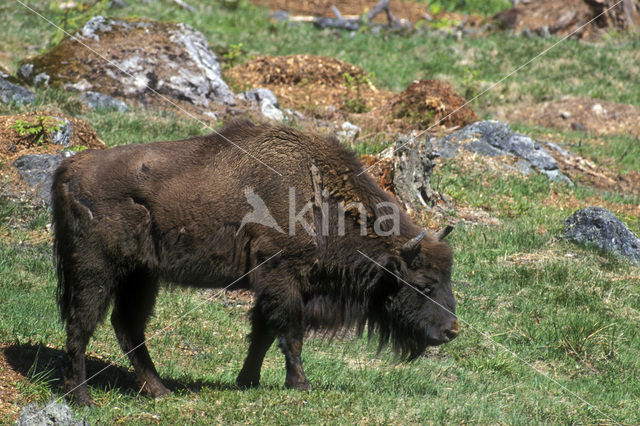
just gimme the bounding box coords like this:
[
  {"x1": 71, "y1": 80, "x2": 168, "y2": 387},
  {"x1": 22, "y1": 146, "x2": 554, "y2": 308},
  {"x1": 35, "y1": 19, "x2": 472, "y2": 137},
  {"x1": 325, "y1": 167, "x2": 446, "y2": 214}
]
[{"x1": 19, "y1": 16, "x2": 235, "y2": 107}]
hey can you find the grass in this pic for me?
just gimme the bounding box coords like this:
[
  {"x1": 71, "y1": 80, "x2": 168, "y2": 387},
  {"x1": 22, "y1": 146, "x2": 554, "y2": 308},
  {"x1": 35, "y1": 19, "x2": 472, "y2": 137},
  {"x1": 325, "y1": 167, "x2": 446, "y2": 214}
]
[{"x1": 1, "y1": 0, "x2": 640, "y2": 424}]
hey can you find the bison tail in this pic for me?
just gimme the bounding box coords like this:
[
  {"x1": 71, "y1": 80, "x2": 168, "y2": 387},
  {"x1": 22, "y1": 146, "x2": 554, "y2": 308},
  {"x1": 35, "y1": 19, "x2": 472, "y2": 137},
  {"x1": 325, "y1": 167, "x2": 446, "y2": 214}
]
[{"x1": 51, "y1": 160, "x2": 79, "y2": 325}]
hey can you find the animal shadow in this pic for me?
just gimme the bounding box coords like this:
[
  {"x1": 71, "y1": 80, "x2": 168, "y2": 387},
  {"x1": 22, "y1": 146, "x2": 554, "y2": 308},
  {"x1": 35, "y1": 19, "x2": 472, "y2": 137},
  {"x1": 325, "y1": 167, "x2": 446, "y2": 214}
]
[{"x1": 2, "y1": 343, "x2": 240, "y2": 400}]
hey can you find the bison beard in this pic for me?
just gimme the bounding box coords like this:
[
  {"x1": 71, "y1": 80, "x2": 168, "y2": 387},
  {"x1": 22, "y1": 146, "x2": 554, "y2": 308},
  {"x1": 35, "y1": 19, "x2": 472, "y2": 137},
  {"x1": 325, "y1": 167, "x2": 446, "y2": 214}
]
[{"x1": 52, "y1": 119, "x2": 458, "y2": 406}]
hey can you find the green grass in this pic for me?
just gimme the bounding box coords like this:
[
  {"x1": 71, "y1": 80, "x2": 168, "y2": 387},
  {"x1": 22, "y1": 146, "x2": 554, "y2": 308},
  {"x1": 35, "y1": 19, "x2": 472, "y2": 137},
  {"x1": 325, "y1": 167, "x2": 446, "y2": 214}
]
[
  {"x1": 3, "y1": 1, "x2": 640, "y2": 110},
  {"x1": 2, "y1": 0, "x2": 640, "y2": 424},
  {"x1": 2, "y1": 168, "x2": 640, "y2": 423}
]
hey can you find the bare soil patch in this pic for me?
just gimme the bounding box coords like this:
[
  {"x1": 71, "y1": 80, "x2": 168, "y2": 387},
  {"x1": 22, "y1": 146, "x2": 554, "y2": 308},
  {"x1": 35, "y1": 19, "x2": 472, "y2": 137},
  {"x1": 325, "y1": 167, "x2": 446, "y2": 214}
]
[
  {"x1": 226, "y1": 55, "x2": 476, "y2": 135},
  {"x1": 0, "y1": 112, "x2": 104, "y2": 199},
  {"x1": 0, "y1": 112, "x2": 104, "y2": 162},
  {"x1": 250, "y1": 0, "x2": 482, "y2": 26},
  {"x1": 366, "y1": 79, "x2": 478, "y2": 133},
  {"x1": 500, "y1": 96, "x2": 640, "y2": 140},
  {"x1": 493, "y1": 0, "x2": 640, "y2": 39},
  {"x1": 224, "y1": 54, "x2": 394, "y2": 118},
  {"x1": 0, "y1": 349, "x2": 26, "y2": 423}
]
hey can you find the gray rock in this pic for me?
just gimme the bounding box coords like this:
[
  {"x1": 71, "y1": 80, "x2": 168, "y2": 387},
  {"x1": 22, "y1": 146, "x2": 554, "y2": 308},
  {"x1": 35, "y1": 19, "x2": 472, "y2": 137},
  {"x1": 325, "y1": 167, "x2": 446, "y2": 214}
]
[
  {"x1": 391, "y1": 134, "x2": 439, "y2": 211},
  {"x1": 239, "y1": 88, "x2": 284, "y2": 121},
  {"x1": 564, "y1": 206, "x2": 640, "y2": 263},
  {"x1": 0, "y1": 77, "x2": 35, "y2": 105},
  {"x1": 33, "y1": 72, "x2": 50, "y2": 87},
  {"x1": 80, "y1": 91, "x2": 130, "y2": 112},
  {"x1": 337, "y1": 121, "x2": 361, "y2": 142},
  {"x1": 167, "y1": 23, "x2": 236, "y2": 106},
  {"x1": 571, "y1": 121, "x2": 587, "y2": 132},
  {"x1": 71, "y1": 17, "x2": 235, "y2": 106},
  {"x1": 260, "y1": 98, "x2": 284, "y2": 121},
  {"x1": 436, "y1": 120, "x2": 572, "y2": 184},
  {"x1": 18, "y1": 64, "x2": 33, "y2": 80},
  {"x1": 13, "y1": 154, "x2": 65, "y2": 204},
  {"x1": 16, "y1": 398, "x2": 87, "y2": 426},
  {"x1": 271, "y1": 10, "x2": 290, "y2": 22},
  {"x1": 77, "y1": 15, "x2": 113, "y2": 41},
  {"x1": 50, "y1": 118, "x2": 72, "y2": 147},
  {"x1": 109, "y1": 0, "x2": 129, "y2": 7},
  {"x1": 239, "y1": 88, "x2": 279, "y2": 106}
]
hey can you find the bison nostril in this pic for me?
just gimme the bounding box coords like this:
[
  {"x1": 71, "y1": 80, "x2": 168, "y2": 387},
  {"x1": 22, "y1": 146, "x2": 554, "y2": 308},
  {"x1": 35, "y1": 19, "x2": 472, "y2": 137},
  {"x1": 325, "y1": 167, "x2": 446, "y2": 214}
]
[{"x1": 444, "y1": 320, "x2": 460, "y2": 341}]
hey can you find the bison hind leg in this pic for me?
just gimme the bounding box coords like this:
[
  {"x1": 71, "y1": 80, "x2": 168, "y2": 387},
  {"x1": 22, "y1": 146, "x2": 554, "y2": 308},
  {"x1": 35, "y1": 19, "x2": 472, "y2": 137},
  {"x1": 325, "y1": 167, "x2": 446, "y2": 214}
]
[
  {"x1": 111, "y1": 268, "x2": 169, "y2": 398},
  {"x1": 63, "y1": 267, "x2": 115, "y2": 406}
]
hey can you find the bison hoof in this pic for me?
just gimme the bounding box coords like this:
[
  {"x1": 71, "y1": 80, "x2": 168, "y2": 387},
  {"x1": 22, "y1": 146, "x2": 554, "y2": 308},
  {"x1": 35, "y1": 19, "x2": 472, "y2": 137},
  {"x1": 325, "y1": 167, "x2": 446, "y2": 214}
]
[
  {"x1": 71, "y1": 390, "x2": 97, "y2": 407},
  {"x1": 236, "y1": 375, "x2": 260, "y2": 389},
  {"x1": 143, "y1": 381, "x2": 171, "y2": 398},
  {"x1": 285, "y1": 380, "x2": 310, "y2": 391}
]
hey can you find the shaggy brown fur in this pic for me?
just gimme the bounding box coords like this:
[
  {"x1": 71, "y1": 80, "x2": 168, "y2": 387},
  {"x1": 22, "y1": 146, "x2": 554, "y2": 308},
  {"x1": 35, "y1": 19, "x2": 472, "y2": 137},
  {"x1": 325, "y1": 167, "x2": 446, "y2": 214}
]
[{"x1": 52, "y1": 119, "x2": 458, "y2": 405}]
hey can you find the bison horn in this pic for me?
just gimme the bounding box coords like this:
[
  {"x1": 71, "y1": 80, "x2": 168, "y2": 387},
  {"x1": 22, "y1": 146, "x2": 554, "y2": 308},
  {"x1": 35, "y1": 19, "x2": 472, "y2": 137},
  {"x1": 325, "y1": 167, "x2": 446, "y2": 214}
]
[
  {"x1": 401, "y1": 229, "x2": 427, "y2": 254},
  {"x1": 435, "y1": 225, "x2": 454, "y2": 241}
]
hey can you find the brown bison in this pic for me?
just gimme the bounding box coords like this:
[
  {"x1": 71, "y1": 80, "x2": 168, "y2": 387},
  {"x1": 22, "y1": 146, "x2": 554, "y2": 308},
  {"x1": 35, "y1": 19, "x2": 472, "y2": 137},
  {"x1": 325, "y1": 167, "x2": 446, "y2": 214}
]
[{"x1": 52, "y1": 119, "x2": 458, "y2": 406}]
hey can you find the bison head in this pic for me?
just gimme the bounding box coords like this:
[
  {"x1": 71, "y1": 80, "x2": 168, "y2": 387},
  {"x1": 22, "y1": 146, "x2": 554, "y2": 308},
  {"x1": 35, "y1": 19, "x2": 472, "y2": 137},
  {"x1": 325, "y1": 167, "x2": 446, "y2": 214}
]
[{"x1": 369, "y1": 227, "x2": 459, "y2": 361}]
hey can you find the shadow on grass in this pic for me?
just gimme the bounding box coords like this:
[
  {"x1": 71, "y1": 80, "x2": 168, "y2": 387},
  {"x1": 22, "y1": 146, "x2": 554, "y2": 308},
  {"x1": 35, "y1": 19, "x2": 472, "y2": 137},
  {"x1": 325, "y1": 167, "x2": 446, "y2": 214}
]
[{"x1": 1, "y1": 343, "x2": 248, "y2": 400}]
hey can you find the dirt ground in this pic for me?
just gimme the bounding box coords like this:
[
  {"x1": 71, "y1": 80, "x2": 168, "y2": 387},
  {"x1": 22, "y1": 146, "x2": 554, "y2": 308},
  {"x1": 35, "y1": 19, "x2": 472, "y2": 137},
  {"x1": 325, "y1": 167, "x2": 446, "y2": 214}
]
[
  {"x1": 0, "y1": 112, "x2": 104, "y2": 162},
  {"x1": 225, "y1": 55, "x2": 476, "y2": 134},
  {"x1": 0, "y1": 349, "x2": 25, "y2": 423},
  {"x1": 497, "y1": 96, "x2": 640, "y2": 140},
  {"x1": 0, "y1": 112, "x2": 105, "y2": 199},
  {"x1": 250, "y1": 0, "x2": 484, "y2": 27},
  {"x1": 362, "y1": 79, "x2": 478, "y2": 133},
  {"x1": 493, "y1": 0, "x2": 640, "y2": 39},
  {"x1": 224, "y1": 54, "x2": 394, "y2": 118}
]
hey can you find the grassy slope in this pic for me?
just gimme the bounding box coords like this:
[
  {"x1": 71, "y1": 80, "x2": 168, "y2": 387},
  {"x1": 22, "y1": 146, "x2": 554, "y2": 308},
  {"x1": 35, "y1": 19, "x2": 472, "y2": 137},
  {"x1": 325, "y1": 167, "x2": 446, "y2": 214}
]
[{"x1": 1, "y1": 0, "x2": 639, "y2": 424}]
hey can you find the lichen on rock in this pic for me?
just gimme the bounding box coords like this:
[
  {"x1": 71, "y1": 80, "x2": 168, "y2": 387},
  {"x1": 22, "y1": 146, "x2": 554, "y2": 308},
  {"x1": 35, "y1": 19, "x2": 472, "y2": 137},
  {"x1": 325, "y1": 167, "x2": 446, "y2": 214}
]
[{"x1": 20, "y1": 16, "x2": 235, "y2": 107}]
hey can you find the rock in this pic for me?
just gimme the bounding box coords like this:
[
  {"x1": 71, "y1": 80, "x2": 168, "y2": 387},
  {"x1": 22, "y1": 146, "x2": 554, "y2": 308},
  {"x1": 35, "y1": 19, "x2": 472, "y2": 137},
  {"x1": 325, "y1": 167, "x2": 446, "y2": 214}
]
[
  {"x1": 239, "y1": 88, "x2": 279, "y2": 106},
  {"x1": 33, "y1": 72, "x2": 50, "y2": 87},
  {"x1": 260, "y1": 98, "x2": 284, "y2": 121},
  {"x1": 564, "y1": 206, "x2": 640, "y2": 263},
  {"x1": 49, "y1": 117, "x2": 73, "y2": 147},
  {"x1": 559, "y1": 110, "x2": 571, "y2": 119},
  {"x1": 271, "y1": 10, "x2": 290, "y2": 22},
  {"x1": 592, "y1": 103, "x2": 604, "y2": 115},
  {"x1": 0, "y1": 77, "x2": 35, "y2": 105},
  {"x1": 18, "y1": 64, "x2": 33, "y2": 80},
  {"x1": 78, "y1": 15, "x2": 113, "y2": 41},
  {"x1": 80, "y1": 91, "x2": 130, "y2": 112},
  {"x1": 16, "y1": 398, "x2": 87, "y2": 426},
  {"x1": 13, "y1": 153, "x2": 66, "y2": 204},
  {"x1": 109, "y1": 0, "x2": 129, "y2": 7},
  {"x1": 435, "y1": 120, "x2": 572, "y2": 184},
  {"x1": 337, "y1": 121, "x2": 361, "y2": 142},
  {"x1": 23, "y1": 16, "x2": 235, "y2": 107},
  {"x1": 240, "y1": 88, "x2": 284, "y2": 121},
  {"x1": 571, "y1": 121, "x2": 587, "y2": 132}
]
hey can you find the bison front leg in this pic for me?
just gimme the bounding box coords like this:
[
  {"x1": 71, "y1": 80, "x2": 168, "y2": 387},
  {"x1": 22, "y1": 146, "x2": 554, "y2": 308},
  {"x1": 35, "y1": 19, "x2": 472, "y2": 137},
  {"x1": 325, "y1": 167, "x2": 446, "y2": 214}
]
[
  {"x1": 237, "y1": 271, "x2": 310, "y2": 390},
  {"x1": 236, "y1": 307, "x2": 275, "y2": 388}
]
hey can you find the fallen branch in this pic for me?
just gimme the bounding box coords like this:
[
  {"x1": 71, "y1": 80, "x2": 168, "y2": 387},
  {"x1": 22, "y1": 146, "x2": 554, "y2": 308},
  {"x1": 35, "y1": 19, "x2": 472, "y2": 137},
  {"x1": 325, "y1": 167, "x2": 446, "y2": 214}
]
[
  {"x1": 173, "y1": 0, "x2": 196, "y2": 13},
  {"x1": 313, "y1": 0, "x2": 410, "y2": 31}
]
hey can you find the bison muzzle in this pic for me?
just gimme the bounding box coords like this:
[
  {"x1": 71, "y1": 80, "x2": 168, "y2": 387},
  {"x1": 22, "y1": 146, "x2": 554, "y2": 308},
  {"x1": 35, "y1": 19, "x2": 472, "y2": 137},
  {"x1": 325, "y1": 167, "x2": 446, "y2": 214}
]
[{"x1": 52, "y1": 119, "x2": 458, "y2": 406}]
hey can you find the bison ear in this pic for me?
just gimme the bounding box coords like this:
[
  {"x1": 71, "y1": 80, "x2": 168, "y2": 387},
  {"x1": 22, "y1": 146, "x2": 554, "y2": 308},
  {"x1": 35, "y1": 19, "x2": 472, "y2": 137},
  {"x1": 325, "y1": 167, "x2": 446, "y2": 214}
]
[{"x1": 400, "y1": 229, "x2": 427, "y2": 264}]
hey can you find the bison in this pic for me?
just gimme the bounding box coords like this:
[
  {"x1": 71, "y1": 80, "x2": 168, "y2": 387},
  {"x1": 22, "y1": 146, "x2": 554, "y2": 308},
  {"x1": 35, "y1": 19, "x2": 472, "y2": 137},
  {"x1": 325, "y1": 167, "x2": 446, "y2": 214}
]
[{"x1": 52, "y1": 119, "x2": 459, "y2": 406}]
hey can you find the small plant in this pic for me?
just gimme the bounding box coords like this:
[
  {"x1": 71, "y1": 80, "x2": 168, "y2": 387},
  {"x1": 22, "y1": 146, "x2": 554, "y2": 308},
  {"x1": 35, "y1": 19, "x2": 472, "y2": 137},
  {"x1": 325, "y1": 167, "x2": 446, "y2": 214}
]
[
  {"x1": 222, "y1": 43, "x2": 246, "y2": 69},
  {"x1": 342, "y1": 72, "x2": 373, "y2": 113},
  {"x1": 11, "y1": 115, "x2": 63, "y2": 145},
  {"x1": 49, "y1": 0, "x2": 110, "y2": 48}
]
